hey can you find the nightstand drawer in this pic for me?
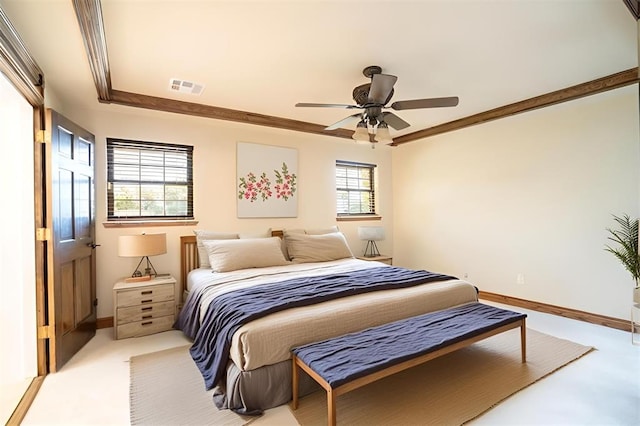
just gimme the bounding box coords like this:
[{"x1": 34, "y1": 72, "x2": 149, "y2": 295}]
[
  {"x1": 116, "y1": 283, "x2": 174, "y2": 307},
  {"x1": 116, "y1": 301, "x2": 175, "y2": 325},
  {"x1": 116, "y1": 315, "x2": 174, "y2": 339}
]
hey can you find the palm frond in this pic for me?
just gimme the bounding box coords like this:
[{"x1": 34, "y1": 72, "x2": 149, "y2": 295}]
[{"x1": 605, "y1": 214, "x2": 640, "y2": 287}]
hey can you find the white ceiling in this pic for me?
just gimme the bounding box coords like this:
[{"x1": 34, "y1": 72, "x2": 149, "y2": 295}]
[{"x1": 0, "y1": 0, "x2": 637, "y2": 139}]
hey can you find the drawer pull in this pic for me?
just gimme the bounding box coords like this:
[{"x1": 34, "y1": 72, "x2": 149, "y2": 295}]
[
  {"x1": 141, "y1": 306, "x2": 153, "y2": 311},
  {"x1": 141, "y1": 321, "x2": 153, "y2": 326},
  {"x1": 141, "y1": 299, "x2": 152, "y2": 304},
  {"x1": 141, "y1": 315, "x2": 152, "y2": 320},
  {"x1": 141, "y1": 290, "x2": 153, "y2": 295}
]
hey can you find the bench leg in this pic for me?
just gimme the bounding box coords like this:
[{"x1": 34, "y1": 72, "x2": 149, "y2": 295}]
[
  {"x1": 520, "y1": 319, "x2": 527, "y2": 363},
  {"x1": 327, "y1": 388, "x2": 336, "y2": 426},
  {"x1": 292, "y1": 356, "x2": 299, "y2": 410}
]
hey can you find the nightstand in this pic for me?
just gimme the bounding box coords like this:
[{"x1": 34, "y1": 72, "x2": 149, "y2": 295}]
[
  {"x1": 113, "y1": 275, "x2": 176, "y2": 340},
  {"x1": 356, "y1": 255, "x2": 393, "y2": 265}
]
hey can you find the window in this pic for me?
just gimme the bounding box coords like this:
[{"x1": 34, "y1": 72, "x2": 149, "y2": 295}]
[
  {"x1": 336, "y1": 160, "x2": 376, "y2": 216},
  {"x1": 107, "y1": 138, "x2": 193, "y2": 220}
]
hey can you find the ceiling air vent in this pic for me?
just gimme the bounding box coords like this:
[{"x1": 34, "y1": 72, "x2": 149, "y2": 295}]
[{"x1": 169, "y1": 78, "x2": 204, "y2": 95}]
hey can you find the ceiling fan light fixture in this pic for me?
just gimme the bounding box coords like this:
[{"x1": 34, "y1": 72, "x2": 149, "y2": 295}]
[
  {"x1": 352, "y1": 120, "x2": 369, "y2": 142},
  {"x1": 375, "y1": 122, "x2": 393, "y2": 144}
]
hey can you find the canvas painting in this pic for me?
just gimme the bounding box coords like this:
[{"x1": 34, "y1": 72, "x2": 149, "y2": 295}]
[{"x1": 237, "y1": 142, "x2": 298, "y2": 218}]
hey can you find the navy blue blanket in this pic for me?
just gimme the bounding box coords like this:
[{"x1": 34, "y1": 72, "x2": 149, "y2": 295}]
[
  {"x1": 293, "y1": 302, "x2": 526, "y2": 388},
  {"x1": 174, "y1": 283, "x2": 209, "y2": 340},
  {"x1": 182, "y1": 266, "x2": 455, "y2": 389}
]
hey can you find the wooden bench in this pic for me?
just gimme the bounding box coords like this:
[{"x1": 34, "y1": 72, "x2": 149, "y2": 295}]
[{"x1": 291, "y1": 302, "x2": 527, "y2": 426}]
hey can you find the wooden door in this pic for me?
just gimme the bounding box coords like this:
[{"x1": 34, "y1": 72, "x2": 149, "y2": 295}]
[{"x1": 46, "y1": 109, "x2": 96, "y2": 371}]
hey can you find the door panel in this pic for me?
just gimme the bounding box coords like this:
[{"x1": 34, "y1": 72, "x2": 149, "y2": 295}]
[
  {"x1": 58, "y1": 170, "x2": 74, "y2": 240},
  {"x1": 76, "y1": 175, "x2": 91, "y2": 238},
  {"x1": 46, "y1": 109, "x2": 96, "y2": 371},
  {"x1": 75, "y1": 256, "x2": 92, "y2": 322},
  {"x1": 60, "y1": 262, "x2": 74, "y2": 334}
]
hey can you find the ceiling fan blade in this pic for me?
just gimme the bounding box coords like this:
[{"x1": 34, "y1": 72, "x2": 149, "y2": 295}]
[
  {"x1": 382, "y1": 112, "x2": 410, "y2": 130},
  {"x1": 368, "y1": 74, "x2": 398, "y2": 104},
  {"x1": 325, "y1": 113, "x2": 362, "y2": 131},
  {"x1": 295, "y1": 102, "x2": 360, "y2": 109},
  {"x1": 390, "y1": 96, "x2": 459, "y2": 110}
]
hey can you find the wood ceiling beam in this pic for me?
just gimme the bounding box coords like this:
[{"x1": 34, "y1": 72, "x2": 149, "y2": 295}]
[
  {"x1": 74, "y1": 1, "x2": 638, "y2": 145},
  {"x1": 391, "y1": 67, "x2": 640, "y2": 146},
  {"x1": 72, "y1": 0, "x2": 111, "y2": 101},
  {"x1": 0, "y1": 7, "x2": 44, "y2": 106},
  {"x1": 72, "y1": 0, "x2": 352, "y2": 139},
  {"x1": 623, "y1": 0, "x2": 640, "y2": 19},
  {"x1": 107, "y1": 90, "x2": 355, "y2": 139}
]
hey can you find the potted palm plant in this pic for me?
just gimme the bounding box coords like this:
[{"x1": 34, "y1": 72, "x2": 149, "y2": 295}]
[{"x1": 605, "y1": 214, "x2": 640, "y2": 304}]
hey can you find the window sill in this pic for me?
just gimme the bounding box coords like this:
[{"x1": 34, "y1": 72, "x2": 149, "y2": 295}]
[
  {"x1": 102, "y1": 219, "x2": 199, "y2": 228},
  {"x1": 336, "y1": 215, "x2": 382, "y2": 222}
]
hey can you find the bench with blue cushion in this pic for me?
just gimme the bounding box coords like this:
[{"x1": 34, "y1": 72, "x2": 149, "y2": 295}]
[{"x1": 291, "y1": 302, "x2": 527, "y2": 426}]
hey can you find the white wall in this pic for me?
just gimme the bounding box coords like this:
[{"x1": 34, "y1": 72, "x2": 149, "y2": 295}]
[
  {"x1": 0, "y1": 71, "x2": 37, "y2": 420},
  {"x1": 60, "y1": 105, "x2": 393, "y2": 318},
  {"x1": 392, "y1": 86, "x2": 639, "y2": 320},
  {"x1": 57, "y1": 85, "x2": 639, "y2": 322}
]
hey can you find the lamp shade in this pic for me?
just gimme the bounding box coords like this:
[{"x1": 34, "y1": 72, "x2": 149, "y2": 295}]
[
  {"x1": 374, "y1": 122, "x2": 393, "y2": 144},
  {"x1": 118, "y1": 233, "x2": 167, "y2": 257},
  {"x1": 357, "y1": 226, "x2": 385, "y2": 242},
  {"x1": 352, "y1": 121, "x2": 370, "y2": 141}
]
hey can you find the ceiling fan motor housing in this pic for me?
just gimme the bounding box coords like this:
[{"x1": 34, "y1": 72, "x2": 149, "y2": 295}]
[
  {"x1": 364, "y1": 106, "x2": 383, "y2": 126},
  {"x1": 352, "y1": 83, "x2": 394, "y2": 107}
]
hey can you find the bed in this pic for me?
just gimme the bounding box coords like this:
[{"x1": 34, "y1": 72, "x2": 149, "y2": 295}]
[{"x1": 175, "y1": 230, "x2": 478, "y2": 414}]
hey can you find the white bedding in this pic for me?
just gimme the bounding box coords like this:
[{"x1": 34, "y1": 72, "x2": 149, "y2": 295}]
[{"x1": 186, "y1": 259, "x2": 478, "y2": 372}]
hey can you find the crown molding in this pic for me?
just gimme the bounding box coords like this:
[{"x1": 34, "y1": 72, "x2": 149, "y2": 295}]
[{"x1": 392, "y1": 67, "x2": 640, "y2": 146}]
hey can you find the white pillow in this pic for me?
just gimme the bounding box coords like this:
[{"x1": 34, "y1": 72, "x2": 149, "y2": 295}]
[
  {"x1": 193, "y1": 230, "x2": 239, "y2": 268},
  {"x1": 202, "y1": 237, "x2": 290, "y2": 272},
  {"x1": 305, "y1": 226, "x2": 339, "y2": 235},
  {"x1": 282, "y1": 226, "x2": 339, "y2": 237},
  {"x1": 284, "y1": 232, "x2": 354, "y2": 264},
  {"x1": 281, "y1": 226, "x2": 340, "y2": 259}
]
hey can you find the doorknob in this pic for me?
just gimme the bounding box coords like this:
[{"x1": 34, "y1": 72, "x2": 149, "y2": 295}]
[{"x1": 87, "y1": 243, "x2": 101, "y2": 249}]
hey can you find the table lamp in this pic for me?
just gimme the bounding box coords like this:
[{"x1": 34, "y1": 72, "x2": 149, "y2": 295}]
[
  {"x1": 118, "y1": 233, "x2": 167, "y2": 281},
  {"x1": 358, "y1": 226, "x2": 385, "y2": 258}
]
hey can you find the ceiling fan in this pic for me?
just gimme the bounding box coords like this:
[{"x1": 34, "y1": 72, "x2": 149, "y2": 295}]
[{"x1": 295, "y1": 65, "x2": 459, "y2": 143}]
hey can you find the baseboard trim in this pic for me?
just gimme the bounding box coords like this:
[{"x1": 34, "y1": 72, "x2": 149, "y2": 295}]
[
  {"x1": 479, "y1": 291, "x2": 630, "y2": 332},
  {"x1": 6, "y1": 375, "x2": 44, "y2": 425},
  {"x1": 97, "y1": 316, "x2": 113, "y2": 329}
]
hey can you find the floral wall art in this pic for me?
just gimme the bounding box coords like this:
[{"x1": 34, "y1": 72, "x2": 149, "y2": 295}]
[{"x1": 237, "y1": 142, "x2": 298, "y2": 218}]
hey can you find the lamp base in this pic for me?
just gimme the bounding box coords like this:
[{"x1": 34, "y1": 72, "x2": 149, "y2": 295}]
[
  {"x1": 363, "y1": 240, "x2": 381, "y2": 258},
  {"x1": 131, "y1": 256, "x2": 160, "y2": 279}
]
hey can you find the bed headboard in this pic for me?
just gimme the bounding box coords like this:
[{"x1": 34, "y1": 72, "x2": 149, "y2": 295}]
[
  {"x1": 179, "y1": 230, "x2": 284, "y2": 302},
  {"x1": 180, "y1": 235, "x2": 198, "y2": 297}
]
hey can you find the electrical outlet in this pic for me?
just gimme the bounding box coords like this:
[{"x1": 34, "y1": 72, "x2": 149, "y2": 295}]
[
  {"x1": 463, "y1": 272, "x2": 469, "y2": 279},
  {"x1": 517, "y1": 273, "x2": 525, "y2": 285}
]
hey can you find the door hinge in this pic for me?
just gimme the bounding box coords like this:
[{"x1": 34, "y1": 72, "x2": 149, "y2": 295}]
[
  {"x1": 35, "y1": 130, "x2": 51, "y2": 144},
  {"x1": 36, "y1": 227, "x2": 51, "y2": 241},
  {"x1": 37, "y1": 325, "x2": 53, "y2": 339},
  {"x1": 93, "y1": 298, "x2": 98, "y2": 307}
]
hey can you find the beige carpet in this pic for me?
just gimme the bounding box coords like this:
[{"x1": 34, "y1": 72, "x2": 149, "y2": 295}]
[
  {"x1": 129, "y1": 345, "x2": 253, "y2": 426},
  {"x1": 130, "y1": 329, "x2": 593, "y2": 426}
]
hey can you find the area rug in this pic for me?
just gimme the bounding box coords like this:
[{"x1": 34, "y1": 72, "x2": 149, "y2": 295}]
[
  {"x1": 292, "y1": 328, "x2": 594, "y2": 425},
  {"x1": 129, "y1": 345, "x2": 253, "y2": 426},
  {"x1": 130, "y1": 329, "x2": 593, "y2": 426}
]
